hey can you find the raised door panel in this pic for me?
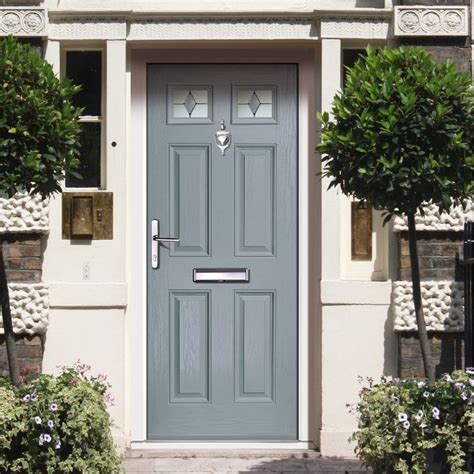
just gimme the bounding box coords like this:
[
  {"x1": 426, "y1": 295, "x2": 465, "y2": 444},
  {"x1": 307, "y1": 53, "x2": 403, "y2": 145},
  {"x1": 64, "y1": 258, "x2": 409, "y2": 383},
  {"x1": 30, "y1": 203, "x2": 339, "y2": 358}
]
[
  {"x1": 234, "y1": 291, "x2": 275, "y2": 403},
  {"x1": 169, "y1": 291, "x2": 210, "y2": 403},
  {"x1": 169, "y1": 145, "x2": 211, "y2": 256},
  {"x1": 235, "y1": 146, "x2": 276, "y2": 256}
]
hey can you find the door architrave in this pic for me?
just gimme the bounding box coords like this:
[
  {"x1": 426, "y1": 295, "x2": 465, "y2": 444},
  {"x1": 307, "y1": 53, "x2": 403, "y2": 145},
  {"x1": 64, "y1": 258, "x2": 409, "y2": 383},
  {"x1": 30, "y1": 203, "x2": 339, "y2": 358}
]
[{"x1": 128, "y1": 45, "x2": 320, "y2": 447}]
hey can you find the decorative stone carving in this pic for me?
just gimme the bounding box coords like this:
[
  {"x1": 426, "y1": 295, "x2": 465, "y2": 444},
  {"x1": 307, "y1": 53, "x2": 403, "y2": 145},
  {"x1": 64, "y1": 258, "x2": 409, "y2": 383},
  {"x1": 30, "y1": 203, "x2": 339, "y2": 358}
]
[
  {"x1": 0, "y1": 7, "x2": 47, "y2": 36},
  {"x1": 129, "y1": 18, "x2": 317, "y2": 41},
  {"x1": 393, "y1": 280, "x2": 464, "y2": 332},
  {"x1": 393, "y1": 200, "x2": 473, "y2": 232},
  {"x1": 0, "y1": 194, "x2": 49, "y2": 234},
  {"x1": 48, "y1": 17, "x2": 127, "y2": 40},
  {"x1": 0, "y1": 283, "x2": 49, "y2": 335},
  {"x1": 394, "y1": 6, "x2": 468, "y2": 37},
  {"x1": 320, "y1": 16, "x2": 390, "y2": 40}
]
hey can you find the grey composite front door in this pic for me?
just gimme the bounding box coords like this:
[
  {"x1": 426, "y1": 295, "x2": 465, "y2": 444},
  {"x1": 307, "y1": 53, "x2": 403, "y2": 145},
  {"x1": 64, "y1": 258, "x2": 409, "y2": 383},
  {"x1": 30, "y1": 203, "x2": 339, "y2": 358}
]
[{"x1": 147, "y1": 64, "x2": 297, "y2": 440}]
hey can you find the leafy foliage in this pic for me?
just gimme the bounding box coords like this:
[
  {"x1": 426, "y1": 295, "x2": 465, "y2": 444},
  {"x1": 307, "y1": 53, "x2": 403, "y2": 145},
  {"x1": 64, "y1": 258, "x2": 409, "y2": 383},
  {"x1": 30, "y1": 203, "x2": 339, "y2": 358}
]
[
  {"x1": 351, "y1": 370, "x2": 474, "y2": 473},
  {"x1": 0, "y1": 36, "x2": 82, "y2": 198},
  {"x1": 318, "y1": 46, "x2": 474, "y2": 219},
  {"x1": 0, "y1": 361, "x2": 121, "y2": 473}
]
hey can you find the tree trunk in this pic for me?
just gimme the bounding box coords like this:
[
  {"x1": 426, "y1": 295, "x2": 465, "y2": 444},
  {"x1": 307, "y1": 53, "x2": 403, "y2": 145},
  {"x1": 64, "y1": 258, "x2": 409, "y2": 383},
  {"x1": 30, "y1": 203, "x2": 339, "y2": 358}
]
[
  {"x1": 0, "y1": 241, "x2": 19, "y2": 386},
  {"x1": 407, "y1": 213, "x2": 436, "y2": 381}
]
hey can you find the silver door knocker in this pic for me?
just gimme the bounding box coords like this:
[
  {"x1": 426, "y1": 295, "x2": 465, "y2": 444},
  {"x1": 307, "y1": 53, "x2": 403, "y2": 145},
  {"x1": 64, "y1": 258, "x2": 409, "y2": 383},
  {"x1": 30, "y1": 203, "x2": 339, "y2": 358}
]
[{"x1": 215, "y1": 119, "x2": 231, "y2": 156}]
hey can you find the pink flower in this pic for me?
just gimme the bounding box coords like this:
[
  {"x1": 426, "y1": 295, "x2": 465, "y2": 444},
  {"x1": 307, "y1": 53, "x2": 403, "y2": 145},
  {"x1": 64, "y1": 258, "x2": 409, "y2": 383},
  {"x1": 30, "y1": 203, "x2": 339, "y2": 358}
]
[{"x1": 105, "y1": 392, "x2": 116, "y2": 406}]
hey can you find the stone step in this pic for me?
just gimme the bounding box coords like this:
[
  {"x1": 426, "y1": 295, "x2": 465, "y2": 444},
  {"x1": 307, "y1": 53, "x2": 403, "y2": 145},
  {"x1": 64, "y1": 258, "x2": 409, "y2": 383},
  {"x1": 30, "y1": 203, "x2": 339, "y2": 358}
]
[{"x1": 123, "y1": 450, "x2": 368, "y2": 473}]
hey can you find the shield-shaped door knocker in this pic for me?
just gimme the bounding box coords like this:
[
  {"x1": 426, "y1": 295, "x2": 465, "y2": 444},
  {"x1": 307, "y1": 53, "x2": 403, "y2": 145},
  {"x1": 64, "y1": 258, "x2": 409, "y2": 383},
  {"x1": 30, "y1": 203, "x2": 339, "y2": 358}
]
[{"x1": 215, "y1": 119, "x2": 231, "y2": 156}]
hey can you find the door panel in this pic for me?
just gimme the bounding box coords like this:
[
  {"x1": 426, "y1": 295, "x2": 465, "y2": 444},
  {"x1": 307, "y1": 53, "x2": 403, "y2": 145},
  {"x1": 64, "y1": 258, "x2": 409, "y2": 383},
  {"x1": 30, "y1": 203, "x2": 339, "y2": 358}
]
[
  {"x1": 147, "y1": 64, "x2": 297, "y2": 440},
  {"x1": 169, "y1": 145, "x2": 211, "y2": 256}
]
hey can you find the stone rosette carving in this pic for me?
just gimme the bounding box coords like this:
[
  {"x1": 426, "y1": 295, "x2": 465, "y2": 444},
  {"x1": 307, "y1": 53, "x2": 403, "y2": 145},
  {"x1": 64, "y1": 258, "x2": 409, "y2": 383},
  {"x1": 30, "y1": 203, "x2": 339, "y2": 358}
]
[
  {"x1": 394, "y1": 6, "x2": 468, "y2": 37},
  {"x1": 0, "y1": 7, "x2": 47, "y2": 36},
  {"x1": 393, "y1": 200, "x2": 473, "y2": 232},
  {"x1": 0, "y1": 283, "x2": 49, "y2": 335},
  {"x1": 393, "y1": 280, "x2": 464, "y2": 332},
  {"x1": 0, "y1": 194, "x2": 49, "y2": 234}
]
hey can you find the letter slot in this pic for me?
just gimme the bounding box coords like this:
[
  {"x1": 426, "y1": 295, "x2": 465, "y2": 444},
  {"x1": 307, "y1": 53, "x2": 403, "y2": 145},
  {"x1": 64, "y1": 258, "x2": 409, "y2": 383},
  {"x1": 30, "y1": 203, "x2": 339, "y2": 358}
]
[{"x1": 193, "y1": 268, "x2": 250, "y2": 283}]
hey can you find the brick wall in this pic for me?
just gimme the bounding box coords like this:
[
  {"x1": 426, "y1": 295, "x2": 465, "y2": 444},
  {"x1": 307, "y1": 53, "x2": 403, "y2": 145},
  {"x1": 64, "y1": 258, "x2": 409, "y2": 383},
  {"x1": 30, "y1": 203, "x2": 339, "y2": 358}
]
[
  {"x1": 0, "y1": 335, "x2": 43, "y2": 379},
  {"x1": 2, "y1": 234, "x2": 43, "y2": 283},
  {"x1": 396, "y1": 0, "x2": 471, "y2": 378},
  {"x1": 398, "y1": 232, "x2": 463, "y2": 281}
]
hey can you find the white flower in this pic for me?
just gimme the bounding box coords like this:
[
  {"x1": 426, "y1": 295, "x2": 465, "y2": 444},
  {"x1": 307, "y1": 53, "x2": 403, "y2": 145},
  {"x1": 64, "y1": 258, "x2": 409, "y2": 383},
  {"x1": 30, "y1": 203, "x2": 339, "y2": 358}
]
[
  {"x1": 443, "y1": 374, "x2": 453, "y2": 382},
  {"x1": 30, "y1": 393, "x2": 38, "y2": 402},
  {"x1": 390, "y1": 395, "x2": 400, "y2": 403},
  {"x1": 415, "y1": 410, "x2": 424, "y2": 421},
  {"x1": 454, "y1": 382, "x2": 465, "y2": 389},
  {"x1": 420, "y1": 423, "x2": 427, "y2": 430},
  {"x1": 461, "y1": 392, "x2": 468, "y2": 401},
  {"x1": 417, "y1": 381, "x2": 426, "y2": 388},
  {"x1": 423, "y1": 391, "x2": 431, "y2": 398},
  {"x1": 466, "y1": 368, "x2": 474, "y2": 375},
  {"x1": 432, "y1": 407, "x2": 440, "y2": 420},
  {"x1": 38, "y1": 436, "x2": 44, "y2": 446},
  {"x1": 398, "y1": 413, "x2": 408, "y2": 422},
  {"x1": 43, "y1": 434, "x2": 51, "y2": 443},
  {"x1": 22, "y1": 394, "x2": 31, "y2": 402},
  {"x1": 50, "y1": 403, "x2": 58, "y2": 411},
  {"x1": 34, "y1": 416, "x2": 42, "y2": 425},
  {"x1": 55, "y1": 440, "x2": 61, "y2": 450},
  {"x1": 403, "y1": 420, "x2": 410, "y2": 429},
  {"x1": 469, "y1": 379, "x2": 474, "y2": 387},
  {"x1": 47, "y1": 420, "x2": 54, "y2": 429}
]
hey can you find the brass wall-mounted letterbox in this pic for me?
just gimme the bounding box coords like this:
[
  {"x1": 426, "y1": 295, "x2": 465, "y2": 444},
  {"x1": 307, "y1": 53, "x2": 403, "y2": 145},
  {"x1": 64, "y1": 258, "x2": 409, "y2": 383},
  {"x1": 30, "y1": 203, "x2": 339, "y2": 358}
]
[{"x1": 62, "y1": 192, "x2": 113, "y2": 240}]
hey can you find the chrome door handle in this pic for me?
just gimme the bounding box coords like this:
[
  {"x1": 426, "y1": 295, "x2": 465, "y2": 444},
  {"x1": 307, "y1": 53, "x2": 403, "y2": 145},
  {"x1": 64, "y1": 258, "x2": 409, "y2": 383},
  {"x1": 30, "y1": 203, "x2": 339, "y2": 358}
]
[{"x1": 151, "y1": 219, "x2": 180, "y2": 269}]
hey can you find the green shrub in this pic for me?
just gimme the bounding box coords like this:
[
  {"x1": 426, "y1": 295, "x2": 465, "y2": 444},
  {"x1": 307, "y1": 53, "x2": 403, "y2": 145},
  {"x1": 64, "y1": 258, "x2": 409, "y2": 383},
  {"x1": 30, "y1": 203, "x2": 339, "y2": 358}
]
[
  {"x1": 0, "y1": 361, "x2": 121, "y2": 473},
  {"x1": 351, "y1": 369, "x2": 474, "y2": 473},
  {"x1": 0, "y1": 35, "x2": 82, "y2": 198}
]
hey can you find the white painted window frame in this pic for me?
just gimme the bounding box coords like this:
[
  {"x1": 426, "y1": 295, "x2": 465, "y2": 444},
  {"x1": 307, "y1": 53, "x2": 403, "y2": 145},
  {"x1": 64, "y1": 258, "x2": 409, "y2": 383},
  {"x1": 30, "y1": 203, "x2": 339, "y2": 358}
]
[
  {"x1": 128, "y1": 46, "x2": 319, "y2": 448},
  {"x1": 338, "y1": 44, "x2": 389, "y2": 281},
  {"x1": 60, "y1": 43, "x2": 107, "y2": 190}
]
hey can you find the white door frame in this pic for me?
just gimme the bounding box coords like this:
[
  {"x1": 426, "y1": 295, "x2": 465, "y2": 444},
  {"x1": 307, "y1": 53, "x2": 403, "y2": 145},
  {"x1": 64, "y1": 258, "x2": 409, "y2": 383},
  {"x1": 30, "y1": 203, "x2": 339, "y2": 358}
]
[{"x1": 128, "y1": 45, "x2": 320, "y2": 448}]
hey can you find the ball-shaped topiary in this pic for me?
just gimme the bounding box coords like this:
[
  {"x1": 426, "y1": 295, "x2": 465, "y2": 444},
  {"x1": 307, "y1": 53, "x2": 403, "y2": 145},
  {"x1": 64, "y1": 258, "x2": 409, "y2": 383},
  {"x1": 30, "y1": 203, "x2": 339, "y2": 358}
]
[
  {"x1": 318, "y1": 45, "x2": 474, "y2": 219},
  {"x1": 0, "y1": 35, "x2": 82, "y2": 198}
]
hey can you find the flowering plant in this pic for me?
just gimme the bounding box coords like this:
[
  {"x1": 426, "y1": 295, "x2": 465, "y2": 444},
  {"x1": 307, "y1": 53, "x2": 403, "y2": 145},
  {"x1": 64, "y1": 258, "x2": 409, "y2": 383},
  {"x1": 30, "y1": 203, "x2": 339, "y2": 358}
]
[
  {"x1": 0, "y1": 361, "x2": 121, "y2": 473},
  {"x1": 351, "y1": 369, "x2": 474, "y2": 473}
]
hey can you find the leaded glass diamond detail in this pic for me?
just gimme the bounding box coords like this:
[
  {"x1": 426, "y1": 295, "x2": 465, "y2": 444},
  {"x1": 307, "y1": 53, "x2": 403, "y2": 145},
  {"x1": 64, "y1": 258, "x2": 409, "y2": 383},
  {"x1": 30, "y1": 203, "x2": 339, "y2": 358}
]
[
  {"x1": 237, "y1": 89, "x2": 273, "y2": 119},
  {"x1": 172, "y1": 89, "x2": 209, "y2": 119},
  {"x1": 184, "y1": 93, "x2": 197, "y2": 115},
  {"x1": 248, "y1": 93, "x2": 261, "y2": 115}
]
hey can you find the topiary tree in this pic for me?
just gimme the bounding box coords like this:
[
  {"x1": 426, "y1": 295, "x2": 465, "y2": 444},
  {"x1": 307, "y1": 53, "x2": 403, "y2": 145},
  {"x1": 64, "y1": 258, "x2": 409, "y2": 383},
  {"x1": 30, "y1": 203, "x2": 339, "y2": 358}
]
[
  {"x1": 318, "y1": 46, "x2": 474, "y2": 381},
  {"x1": 0, "y1": 36, "x2": 82, "y2": 385}
]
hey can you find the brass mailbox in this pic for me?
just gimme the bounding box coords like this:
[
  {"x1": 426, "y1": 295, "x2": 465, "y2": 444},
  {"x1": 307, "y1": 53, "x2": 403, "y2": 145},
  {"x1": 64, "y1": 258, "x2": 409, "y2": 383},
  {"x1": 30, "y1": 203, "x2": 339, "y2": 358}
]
[{"x1": 62, "y1": 192, "x2": 113, "y2": 240}]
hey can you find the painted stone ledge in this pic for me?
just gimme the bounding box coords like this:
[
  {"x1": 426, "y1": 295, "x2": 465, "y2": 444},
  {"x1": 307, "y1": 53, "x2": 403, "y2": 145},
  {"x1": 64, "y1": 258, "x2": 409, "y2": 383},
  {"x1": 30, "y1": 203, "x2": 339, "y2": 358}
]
[
  {"x1": 394, "y1": 6, "x2": 468, "y2": 37},
  {"x1": 392, "y1": 280, "x2": 464, "y2": 332},
  {"x1": 393, "y1": 200, "x2": 473, "y2": 232},
  {"x1": 0, "y1": 194, "x2": 49, "y2": 234},
  {"x1": 0, "y1": 283, "x2": 49, "y2": 336},
  {"x1": 0, "y1": 7, "x2": 48, "y2": 37}
]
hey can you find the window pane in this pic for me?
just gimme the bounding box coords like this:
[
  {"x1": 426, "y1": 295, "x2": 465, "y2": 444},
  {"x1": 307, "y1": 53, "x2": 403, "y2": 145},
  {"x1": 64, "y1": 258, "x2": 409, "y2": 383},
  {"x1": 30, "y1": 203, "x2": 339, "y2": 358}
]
[
  {"x1": 343, "y1": 49, "x2": 366, "y2": 88},
  {"x1": 66, "y1": 122, "x2": 101, "y2": 188},
  {"x1": 66, "y1": 51, "x2": 102, "y2": 116}
]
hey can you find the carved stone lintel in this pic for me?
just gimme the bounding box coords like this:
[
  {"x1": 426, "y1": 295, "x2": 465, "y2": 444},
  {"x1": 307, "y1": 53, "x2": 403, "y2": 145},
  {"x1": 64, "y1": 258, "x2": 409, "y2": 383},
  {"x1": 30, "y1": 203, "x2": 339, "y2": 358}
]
[
  {"x1": 393, "y1": 280, "x2": 464, "y2": 332},
  {"x1": 0, "y1": 194, "x2": 49, "y2": 235},
  {"x1": 0, "y1": 7, "x2": 47, "y2": 37},
  {"x1": 393, "y1": 200, "x2": 473, "y2": 232},
  {"x1": 394, "y1": 6, "x2": 468, "y2": 37},
  {"x1": 0, "y1": 283, "x2": 49, "y2": 336}
]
